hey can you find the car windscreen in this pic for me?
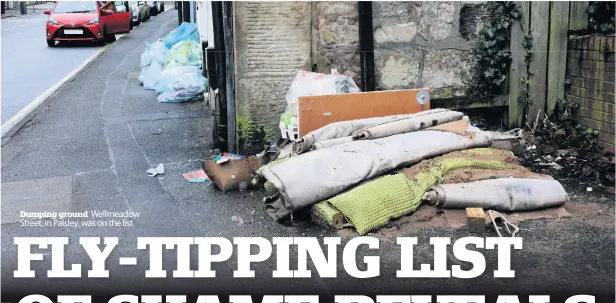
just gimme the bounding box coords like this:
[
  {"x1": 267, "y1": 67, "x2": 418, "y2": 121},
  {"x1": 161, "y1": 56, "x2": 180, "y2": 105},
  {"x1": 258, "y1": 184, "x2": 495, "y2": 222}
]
[{"x1": 53, "y1": 1, "x2": 98, "y2": 13}]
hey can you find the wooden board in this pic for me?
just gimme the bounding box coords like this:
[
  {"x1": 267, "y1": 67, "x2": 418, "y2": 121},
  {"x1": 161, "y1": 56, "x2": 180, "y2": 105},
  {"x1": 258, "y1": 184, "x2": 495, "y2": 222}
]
[
  {"x1": 508, "y1": 2, "x2": 529, "y2": 128},
  {"x1": 569, "y1": 1, "x2": 589, "y2": 31},
  {"x1": 546, "y1": 2, "x2": 570, "y2": 116},
  {"x1": 527, "y1": 1, "x2": 550, "y2": 128},
  {"x1": 297, "y1": 89, "x2": 430, "y2": 136}
]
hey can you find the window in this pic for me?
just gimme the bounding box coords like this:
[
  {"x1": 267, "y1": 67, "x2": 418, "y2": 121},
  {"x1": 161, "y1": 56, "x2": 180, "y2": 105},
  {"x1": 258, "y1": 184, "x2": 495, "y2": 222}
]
[
  {"x1": 53, "y1": 1, "x2": 98, "y2": 13},
  {"x1": 114, "y1": 1, "x2": 127, "y2": 12}
]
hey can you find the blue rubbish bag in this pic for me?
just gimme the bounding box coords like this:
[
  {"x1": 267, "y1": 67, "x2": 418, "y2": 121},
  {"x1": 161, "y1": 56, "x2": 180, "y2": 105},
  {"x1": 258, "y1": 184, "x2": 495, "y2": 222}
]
[
  {"x1": 163, "y1": 22, "x2": 200, "y2": 48},
  {"x1": 157, "y1": 73, "x2": 208, "y2": 103},
  {"x1": 155, "y1": 65, "x2": 202, "y2": 93}
]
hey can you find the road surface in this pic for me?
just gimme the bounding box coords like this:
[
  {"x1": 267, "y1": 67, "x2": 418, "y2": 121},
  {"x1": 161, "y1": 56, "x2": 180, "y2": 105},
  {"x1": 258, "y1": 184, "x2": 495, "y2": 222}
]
[{"x1": 1, "y1": 9, "x2": 104, "y2": 124}]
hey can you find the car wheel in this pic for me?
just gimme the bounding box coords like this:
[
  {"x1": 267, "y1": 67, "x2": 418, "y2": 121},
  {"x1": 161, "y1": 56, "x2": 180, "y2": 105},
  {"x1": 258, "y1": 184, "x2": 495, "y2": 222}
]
[
  {"x1": 46, "y1": 39, "x2": 55, "y2": 47},
  {"x1": 134, "y1": 19, "x2": 140, "y2": 26},
  {"x1": 160, "y1": 4, "x2": 164, "y2": 12},
  {"x1": 105, "y1": 32, "x2": 116, "y2": 43}
]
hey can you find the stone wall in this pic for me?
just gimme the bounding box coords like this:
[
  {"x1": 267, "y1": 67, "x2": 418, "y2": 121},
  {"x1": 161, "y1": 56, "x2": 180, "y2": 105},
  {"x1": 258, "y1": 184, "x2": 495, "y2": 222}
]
[
  {"x1": 314, "y1": 2, "x2": 361, "y2": 81},
  {"x1": 566, "y1": 34, "x2": 615, "y2": 152},
  {"x1": 372, "y1": 1, "x2": 487, "y2": 98},
  {"x1": 231, "y1": 1, "x2": 490, "y2": 153},
  {"x1": 233, "y1": 2, "x2": 312, "y2": 153}
]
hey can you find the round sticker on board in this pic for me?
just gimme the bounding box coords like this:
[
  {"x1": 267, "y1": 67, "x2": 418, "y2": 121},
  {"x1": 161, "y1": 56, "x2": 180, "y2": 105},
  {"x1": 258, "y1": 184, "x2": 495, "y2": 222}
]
[{"x1": 416, "y1": 89, "x2": 429, "y2": 105}]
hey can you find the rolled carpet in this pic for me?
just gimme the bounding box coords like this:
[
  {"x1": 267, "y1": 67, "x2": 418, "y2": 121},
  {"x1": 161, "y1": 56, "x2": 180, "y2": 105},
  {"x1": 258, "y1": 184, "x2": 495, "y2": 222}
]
[
  {"x1": 351, "y1": 110, "x2": 465, "y2": 140},
  {"x1": 311, "y1": 155, "x2": 513, "y2": 235},
  {"x1": 424, "y1": 178, "x2": 569, "y2": 212},
  {"x1": 262, "y1": 127, "x2": 494, "y2": 221},
  {"x1": 292, "y1": 109, "x2": 450, "y2": 155}
]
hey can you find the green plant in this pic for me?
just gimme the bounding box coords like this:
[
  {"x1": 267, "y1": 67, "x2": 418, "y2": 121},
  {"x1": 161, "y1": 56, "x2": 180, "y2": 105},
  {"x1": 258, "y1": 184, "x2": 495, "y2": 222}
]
[
  {"x1": 517, "y1": 32, "x2": 534, "y2": 120},
  {"x1": 587, "y1": 2, "x2": 615, "y2": 34},
  {"x1": 463, "y1": 2, "x2": 522, "y2": 97}
]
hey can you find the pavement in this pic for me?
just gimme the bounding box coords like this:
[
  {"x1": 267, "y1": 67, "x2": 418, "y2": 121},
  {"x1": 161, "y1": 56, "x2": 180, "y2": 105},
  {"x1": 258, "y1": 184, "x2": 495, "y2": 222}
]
[{"x1": 1, "y1": 6, "x2": 615, "y2": 301}]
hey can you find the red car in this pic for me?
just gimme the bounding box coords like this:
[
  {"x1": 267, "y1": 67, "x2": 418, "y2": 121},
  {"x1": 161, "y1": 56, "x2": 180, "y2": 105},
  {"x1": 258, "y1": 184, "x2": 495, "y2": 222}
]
[{"x1": 45, "y1": 1, "x2": 131, "y2": 47}]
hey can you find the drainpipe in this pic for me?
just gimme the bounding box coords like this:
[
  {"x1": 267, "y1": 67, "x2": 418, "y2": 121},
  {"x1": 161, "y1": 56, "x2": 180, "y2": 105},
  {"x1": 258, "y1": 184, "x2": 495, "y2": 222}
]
[
  {"x1": 222, "y1": 1, "x2": 235, "y2": 152},
  {"x1": 357, "y1": 1, "x2": 375, "y2": 92},
  {"x1": 211, "y1": 1, "x2": 228, "y2": 151},
  {"x1": 189, "y1": 1, "x2": 195, "y2": 23}
]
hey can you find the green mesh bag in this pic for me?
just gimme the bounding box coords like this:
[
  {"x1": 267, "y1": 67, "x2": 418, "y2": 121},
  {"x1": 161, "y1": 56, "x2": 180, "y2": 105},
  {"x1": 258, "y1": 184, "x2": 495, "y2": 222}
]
[{"x1": 312, "y1": 155, "x2": 514, "y2": 235}]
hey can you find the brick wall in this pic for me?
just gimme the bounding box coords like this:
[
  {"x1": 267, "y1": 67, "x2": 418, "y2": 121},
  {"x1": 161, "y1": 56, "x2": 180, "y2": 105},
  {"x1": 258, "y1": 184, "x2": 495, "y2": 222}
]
[{"x1": 566, "y1": 34, "x2": 616, "y2": 152}]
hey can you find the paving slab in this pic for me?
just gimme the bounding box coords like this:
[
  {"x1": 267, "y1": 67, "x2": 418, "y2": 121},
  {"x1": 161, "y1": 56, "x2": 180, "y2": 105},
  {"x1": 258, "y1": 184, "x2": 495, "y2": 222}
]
[{"x1": 1, "y1": 176, "x2": 73, "y2": 224}]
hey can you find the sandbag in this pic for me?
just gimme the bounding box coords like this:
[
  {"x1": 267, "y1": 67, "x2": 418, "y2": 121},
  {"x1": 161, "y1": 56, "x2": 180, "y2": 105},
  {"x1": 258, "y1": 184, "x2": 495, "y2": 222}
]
[
  {"x1": 351, "y1": 110, "x2": 464, "y2": 140},
  {"x1": 424, "y1": 178, "x2": 569, "y2": 212},
  {"x1": 292, "y1": 109, "x2": 449, "y2": 155},
  {"x1": 262, "y1": 127, "x2": 494, "y2": 221}
]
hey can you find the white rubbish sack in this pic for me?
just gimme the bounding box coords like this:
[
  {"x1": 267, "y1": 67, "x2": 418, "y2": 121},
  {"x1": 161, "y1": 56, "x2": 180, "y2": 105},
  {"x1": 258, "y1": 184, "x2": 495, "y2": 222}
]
[
  {"x1": 280, "y1": 70, "x2": 360, "y2": 140},
  {"x1": 141, "y1": 61, "x2": 164, "y2": 90},
  {"x1": 157, "y1": 72, "x2": 207, "y2": 103},
  {"x1": 140, "y1": 39, "x2": 169, "y2": 68},
  {"x1": 155, "y1": 66, "x2": 202, "y2": 93}
]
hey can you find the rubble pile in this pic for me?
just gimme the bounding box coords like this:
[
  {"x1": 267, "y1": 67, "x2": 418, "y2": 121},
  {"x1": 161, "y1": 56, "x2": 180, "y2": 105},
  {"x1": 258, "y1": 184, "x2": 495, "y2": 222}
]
[
  {"x1": 202, "y1": 69, "x2": 583, "y2": 236},
  {"x1": 519, "y1": 105, "x2": 615, "y2": 186}
]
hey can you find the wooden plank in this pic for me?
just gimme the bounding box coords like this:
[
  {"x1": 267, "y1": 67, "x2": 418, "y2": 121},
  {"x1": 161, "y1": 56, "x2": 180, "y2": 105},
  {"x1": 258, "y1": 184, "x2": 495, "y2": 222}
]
[
  {"x1": 431, "y1": 95, "x2": 508, "y2": 109},
  {"x1": 546, "y1": 2, "x2": 570, "y2": 116},
  {"x1": 508, "y1": 2, "x2": 530, "y2": 128},
  {"x1": 466, "y1": 208, "x2": 486, "y2": 232},
  {"x1": 569, "y1": 1, "x2": 589, "y2": 31},
  {"x1": 527, "y1": 1, "x2": 550, "y2": 127},
  {"x1": 297, "y1": 89, "x2": 430, "y2": 136}
]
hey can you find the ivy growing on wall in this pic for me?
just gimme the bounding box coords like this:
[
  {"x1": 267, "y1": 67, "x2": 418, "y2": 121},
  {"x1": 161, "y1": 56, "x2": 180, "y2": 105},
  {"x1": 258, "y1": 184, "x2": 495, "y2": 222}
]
[
  {"x1": 517, "y1": 32, "x2": 534, "y2": 112},
  {"x1": 587, "y1": 1, "x2": 615, "y2": 34},
  {"x1": 463, "y1": 2, "x2": 522, "y2": 97}
]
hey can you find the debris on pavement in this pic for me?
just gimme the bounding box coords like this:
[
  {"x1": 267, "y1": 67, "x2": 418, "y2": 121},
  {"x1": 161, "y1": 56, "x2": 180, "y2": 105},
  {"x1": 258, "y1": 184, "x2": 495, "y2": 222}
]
[
  {"x1": 146, "y1": 163, "x2": 165, "y2": 177},
  {"x1": 487, "y1": 210, "x2": 520, "y2": 237},
  {"x1": 203, "y1": 154, "x2": 267, "y2": 193},
  {"x1": 183, "y1": 169, "x2": 210, "y2": 183},
  {"x1": 519, "y1": 102, "x2": 615, "y2": 186},
  {"x1": 231, "y1": 215, "x2": 244, "y2": 226}
]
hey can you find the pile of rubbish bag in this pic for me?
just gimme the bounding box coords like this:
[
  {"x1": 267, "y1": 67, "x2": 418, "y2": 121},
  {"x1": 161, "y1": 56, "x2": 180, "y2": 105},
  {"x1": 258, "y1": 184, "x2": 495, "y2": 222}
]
[{"x1": 139, "y1": 22, "x2": 208, "y2": 103}]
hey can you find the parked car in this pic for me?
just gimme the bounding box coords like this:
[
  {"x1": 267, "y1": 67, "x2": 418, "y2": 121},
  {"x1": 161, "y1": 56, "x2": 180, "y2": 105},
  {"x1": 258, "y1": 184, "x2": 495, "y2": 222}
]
[
  {"x1": 129, "y1": 1, "x2": 148, "y2": 25},
  {"x1": 45, "y1": 1, "x2": 131, "y2": 47},
  {"x1": 147, "y1": 1, "x2": 159, "y2": 16}
]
